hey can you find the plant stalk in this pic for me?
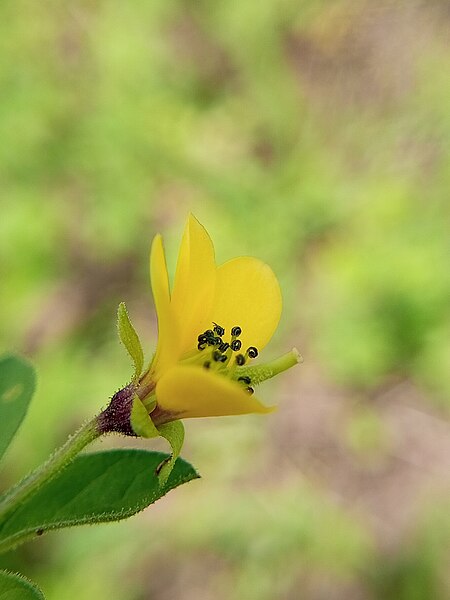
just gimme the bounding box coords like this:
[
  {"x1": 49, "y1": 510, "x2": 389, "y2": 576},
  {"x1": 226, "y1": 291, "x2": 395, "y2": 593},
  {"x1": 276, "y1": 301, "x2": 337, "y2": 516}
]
[{"x1": 0, "y1": 418, "x2": 100, "y2": 526}]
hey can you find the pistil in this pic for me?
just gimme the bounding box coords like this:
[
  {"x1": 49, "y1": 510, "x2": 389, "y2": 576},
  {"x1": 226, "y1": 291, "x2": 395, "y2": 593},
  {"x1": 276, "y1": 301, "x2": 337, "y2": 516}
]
[{"x1": 234, "y1": 348, "x2": 302, "y2": 386}]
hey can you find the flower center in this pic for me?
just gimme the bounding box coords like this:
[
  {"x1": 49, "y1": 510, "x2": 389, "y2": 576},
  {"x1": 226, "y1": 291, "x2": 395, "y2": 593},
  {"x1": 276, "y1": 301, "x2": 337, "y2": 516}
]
[{"x1": 185, "y1": 323, "x2": 259, "y2": 394}]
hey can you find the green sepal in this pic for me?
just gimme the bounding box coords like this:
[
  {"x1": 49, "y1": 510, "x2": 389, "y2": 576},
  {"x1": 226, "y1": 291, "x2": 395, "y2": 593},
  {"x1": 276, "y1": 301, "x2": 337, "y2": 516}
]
[
  {"x1": 117, "y1": 302, "x2": 144, "y2": 381},
  {"x1": 0, "y1": 570, "x2": 45, "y2": 599},
  {"x1": 130, "y1": 395, "x2": 158, "y2": 438},
  {"x1": 129, "y1": 397, "x2": 185, "y2": 485},
  {"x1": 156, "y1": 420, "x2": 185, "y2": 486}
]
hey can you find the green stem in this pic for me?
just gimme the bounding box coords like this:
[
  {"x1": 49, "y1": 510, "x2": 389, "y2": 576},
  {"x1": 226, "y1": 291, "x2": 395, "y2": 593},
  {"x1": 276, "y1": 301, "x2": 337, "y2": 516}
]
[
  {"x1": 0, "y1": 529, "x2": 38, "y2": 555},
  {"x1": 0, "y1": 418, "x2": 100, "y2": 525}
]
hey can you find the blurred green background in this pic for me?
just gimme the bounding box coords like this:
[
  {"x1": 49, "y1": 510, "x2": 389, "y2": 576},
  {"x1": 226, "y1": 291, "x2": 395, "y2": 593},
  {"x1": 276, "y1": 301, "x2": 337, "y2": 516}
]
[{"x1": 1, "y1": 1, "x2": 449, "y2": 599}]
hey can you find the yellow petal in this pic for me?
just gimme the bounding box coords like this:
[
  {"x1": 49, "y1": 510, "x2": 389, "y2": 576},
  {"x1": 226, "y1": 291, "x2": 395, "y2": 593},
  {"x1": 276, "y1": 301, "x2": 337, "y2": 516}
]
[
  {"x1": 149, "y1": 234, "x2": 179, "y2": 378},
  {"x1": 211, "y1": 257, "x2": 282, "y2": 352},
  {"x1": 171, "y1": 214, "x2": 216, "y2": 354},
  {"x1": 156, "y1": 365, "x2": 274, "y2": 419}
]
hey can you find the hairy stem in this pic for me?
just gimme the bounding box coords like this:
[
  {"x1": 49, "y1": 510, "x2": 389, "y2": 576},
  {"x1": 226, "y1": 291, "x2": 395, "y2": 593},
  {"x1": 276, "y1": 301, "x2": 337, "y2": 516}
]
[{"x1": 0, "y1": 418, "x2": 100, "y2": 526}]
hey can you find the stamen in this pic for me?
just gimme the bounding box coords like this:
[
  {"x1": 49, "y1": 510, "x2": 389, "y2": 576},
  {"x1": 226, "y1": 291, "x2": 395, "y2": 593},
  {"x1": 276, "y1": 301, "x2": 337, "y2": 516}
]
[
  {"x1": 247, "y1": 387, "x2": 255, "y2": 395},
  {"x1": 230, "y1": 339, "x2": 242, "y2": 351},
  {"x1": 235, "y1": 354, "x2": 246, "y2": 366},
  {"x1": 192, "y1": 324, "x2": 263, "y2": 380},
  {"x1": 213, "y1": 350, "x2": 228, "y2": 363},
  {"x1": 213, "y1": 323, "x2": 225, "y2": 337},
  {"x1": 246, "y1": 346, "x2": 259, "y2": 359}
]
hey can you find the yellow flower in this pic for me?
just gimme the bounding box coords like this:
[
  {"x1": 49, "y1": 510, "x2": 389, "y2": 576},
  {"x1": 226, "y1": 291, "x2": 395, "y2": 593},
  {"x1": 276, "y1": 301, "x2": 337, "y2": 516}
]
[{"x1": 138, "y1": 214, "x2": 300, "y2": 426}]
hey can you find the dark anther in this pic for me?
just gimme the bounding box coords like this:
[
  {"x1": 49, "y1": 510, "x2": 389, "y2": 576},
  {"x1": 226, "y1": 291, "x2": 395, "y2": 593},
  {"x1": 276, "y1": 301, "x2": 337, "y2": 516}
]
[
  {"x1": 197, "y1": 342, "x2": 206, "y2": 350},
  {"x1": 204, "y1": 329, "x2": 214, "y2": 338},
  {"x1": 247, "y1": 387, "x2": 255, "y2": 395},
  {"x1": 213, "y1": 323, "x2": 225, "y2": 336},
  {"x1": 235, "y1": 354, "x2": 246, "y2": 366},
  {"x1": 213, "y1": 350, "x2": 222, "y2": 362},
  {"x1": 231, "y1": 326, "x2": 242, "y2": 337},
  {"x1": 213, "y1": 336, "x2": 222, "y2": 346},
  {"x1": 247, "y1": 346, "x2": 259, "y2": 359},
  {"x1": 238, "y1": 376, "x2": 251, "y2": 385},
  {"x1": 219, "y1": 342, "x2": 230, "y2": 353},
  {"x1": 231, "y1": 339, "x2": 242, "y2": 351},
  {"x1": 203, "y1": 361, "x2": 211, "y2": 369},
  {"x1": 198, "y1": 334, "x2": 208, "y2": 343},
  {"x1": 219, "y1": 355, "x2": 227, "y2": 363}
]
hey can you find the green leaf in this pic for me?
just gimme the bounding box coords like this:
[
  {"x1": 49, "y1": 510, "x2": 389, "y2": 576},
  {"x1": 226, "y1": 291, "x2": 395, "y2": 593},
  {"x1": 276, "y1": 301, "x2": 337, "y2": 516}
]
[
  {"x1": 0, "y1": 570, "x2": 45, "y2": 599},
  {"x1": 0, "y1": 450, "x2": 198, "y2": 551},
  {"x1": 117, "y1": 302, "x2": 144, "y2": 380},
  {"x1": 156, "y1": 420, "x2": 185, "y2": 486},
  {"x1": 0, "y1": 355, "x2": 36, "y2": 461}
]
